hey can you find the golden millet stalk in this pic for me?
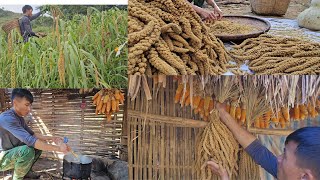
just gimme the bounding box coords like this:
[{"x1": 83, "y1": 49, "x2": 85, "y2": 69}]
[
  {"x1": 7, "y1": 32, "x2": 13, "y2": 59},
  {"x1": 58, "y1": 47, "x2": 65, "y2": 86},
  {"x1": 10, "y1": 53, "x2": 16, "y2": 87}
]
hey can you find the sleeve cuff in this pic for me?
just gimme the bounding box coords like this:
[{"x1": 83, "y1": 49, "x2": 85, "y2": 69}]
[{"x1": 26, "y1": 136, "x2": 38, "y2": 147}]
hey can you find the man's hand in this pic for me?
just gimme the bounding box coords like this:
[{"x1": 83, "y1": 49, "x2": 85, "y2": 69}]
[
  {"x1": 213, "y1": 5, "x2": 223, "y2": 20},
  {"x1": 35, "y1": 32, "x2": 47, "y2": 38},
  {"x1": 35, "y1": 32, "x2": 41, "y2": 37},
  {"x1": 59, "y1": 143, "x2": 71, "y2": 154},
  {"x1": 215, "y1": 101, "x2": 257, "y2": 149},
  {"x1": 216, "y1": 102, "x2": 226, "y2": 111},
  {"x1": 207, "y1": 159, "x2": 229, "y2": 180},
  {"x1": 52, "y1": 136, "x2": 64, "y2": 145},
  {"x1": 216, "y1": 102, "x2": 228, "y2": 118},
  {"x1": 35, "y1": 139, "x2": 70, "y2": 152},
  {"x1": 207, "y1": 0, "x2": 223, "y2": 20},
  {"x1": 34, "y1": 133, "x2": 62, "y2": 142},
  {"x1": 199, "y1": 9, "x2": 217, "y2": 20}
]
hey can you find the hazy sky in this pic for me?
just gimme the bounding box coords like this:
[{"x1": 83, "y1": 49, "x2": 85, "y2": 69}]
[{"x1": 0, "y1": 5, "x2": 41, "y2": 13}]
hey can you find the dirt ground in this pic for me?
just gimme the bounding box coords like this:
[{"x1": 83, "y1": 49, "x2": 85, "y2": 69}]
[
  {"x1": 0, "y1": 158, "x2": 62, "y2": 180},
  {"x1": 206, "y1": 0, "x2": 310, "y2": 19},
  {"x1": 0, "y1": 157, "x2": 113, "y2": 180},
  {"x1": 28, "y1": 158, "x2": 63, "y2": 180}
]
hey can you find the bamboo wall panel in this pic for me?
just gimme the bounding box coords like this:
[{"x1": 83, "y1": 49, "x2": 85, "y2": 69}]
[
  {"x1": 0, "y1": 89, "x2": 10, "y2": 112},
  {"x1": 127, "y1": 77, "x2": 201, "y2": 180}
]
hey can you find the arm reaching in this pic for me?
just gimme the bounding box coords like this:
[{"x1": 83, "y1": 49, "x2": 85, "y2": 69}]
[
  {"x1": 30, "y1": 11, "x2": 42, "y2": 21},
  {"x1": 185, "y1": 0, "x2": 217, "y2": 20},
  {"x1": 206, "y1": 0, "x2": 223, "y2": 19},
  {"x1": 34, "y1": 133, "x2": 63, "y2": 143},
  {"x1": 34, "y1": 133, "x2": 51, "y2": 141},
  {"x1": 216, "y1": 102, "x2": 278, "y2": 178},
  {"x1": 34, "y1": 139, "x2": 70, "y2": 153},
  {"x1": 216, "y1": 103, "x2": 256, "y2": 148}
]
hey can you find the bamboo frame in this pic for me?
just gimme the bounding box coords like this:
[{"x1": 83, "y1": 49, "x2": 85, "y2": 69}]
[
  {"x1": 248, "y1": 127, "x2": 293, "y2": 136},
  {"x1": 128, "y1": 110, "x2": 207, "y2": 128},
  {"x1": 127, "y1": 76, "x2": 200, "y2": 179}
]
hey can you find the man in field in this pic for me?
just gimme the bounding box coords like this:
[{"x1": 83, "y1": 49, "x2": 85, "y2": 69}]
[
  {"x1": 187, "y1": 0, "x2": 223, "y2": 20},
  {"x1": 19, "y1": 5, "x2": 44, "y2": 42},
  {"x1": 207, "y1": 103, "x2": 320, "y2": 180},
  {"x1": 0, "y1": 89, "x2": 71, "y2": 180}
]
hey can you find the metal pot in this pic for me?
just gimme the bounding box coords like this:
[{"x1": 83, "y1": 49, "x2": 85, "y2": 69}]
[{"x1": 63, "y1": 154, "x2": 92, "y2": 179}]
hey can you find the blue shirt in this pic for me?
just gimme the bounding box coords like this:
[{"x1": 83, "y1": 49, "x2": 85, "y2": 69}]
[
  {"x1": 245, "y1": 139, "x2": 278, "y2": 178},
  {"x1": 0, "y1": 108, "x2": 37, "y2": 151}
]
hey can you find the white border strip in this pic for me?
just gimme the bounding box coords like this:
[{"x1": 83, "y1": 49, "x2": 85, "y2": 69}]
[{"x1": 0, "y1": 0, "x2": 128, "y2": 5}]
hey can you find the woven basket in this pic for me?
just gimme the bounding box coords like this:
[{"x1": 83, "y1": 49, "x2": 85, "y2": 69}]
[
  {"x1": 250, "y1": 0, "x2": 291, "y2": 16},
  {"x1": 1, "y1": 18, "x2": 20, "y2": 34}
]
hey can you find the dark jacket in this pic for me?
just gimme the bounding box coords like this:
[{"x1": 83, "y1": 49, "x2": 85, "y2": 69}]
[
  {"x1": 189, "y1": 0, "x2": 205, "y2": 7},
  {"x1": 19, "y1": 12, "x2": 41, "y2": 42}
]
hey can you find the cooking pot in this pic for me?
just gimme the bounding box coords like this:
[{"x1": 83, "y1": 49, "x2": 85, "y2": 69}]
[{"x1": 63, "y1": 154, "x2": 92, "y2": 179}]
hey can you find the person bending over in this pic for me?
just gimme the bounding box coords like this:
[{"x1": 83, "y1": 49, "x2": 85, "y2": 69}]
[{"x1": 0, "y1": 89, "x2": 71, "y2": 180}]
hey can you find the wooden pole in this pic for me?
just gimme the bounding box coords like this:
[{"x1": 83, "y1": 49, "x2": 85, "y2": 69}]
[
  {"x1": 248, "y1": 127, "x2": 293, "y2": 136},
  {"x1": 127, "y1": 110, "x2": 208, "y2": 128}
]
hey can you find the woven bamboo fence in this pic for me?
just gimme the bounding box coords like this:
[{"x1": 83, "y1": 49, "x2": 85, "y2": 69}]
[
  {"x1": 127, "y1": 76, "x2": 205, "y2": 180},
  {"x1": 1, "y1": 89, "x2": 124, "y2": 159},
  {"x1": 0, "y1": 89, "x2": 10, "y2": 113}
]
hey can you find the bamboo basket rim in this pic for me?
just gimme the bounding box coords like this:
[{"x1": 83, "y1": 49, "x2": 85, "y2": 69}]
[
  {"x1": 1, "y1": 18, "x2": 20, "y2": 34},
  {"x1": 250, "y1": 0, "x2": 291, "y2": 15}
]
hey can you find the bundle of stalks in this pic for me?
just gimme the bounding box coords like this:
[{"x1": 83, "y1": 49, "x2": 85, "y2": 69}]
[
  {"x1": 238, "y1": 149, "x2": 260, "y2": 180},
  {"x1": 128, "y1": 0, "x2": 231, "y2": 75},
  {"x1": 229, "y1": 34, "x2": 320, "y2": 74},
  {"x1": 211, "y1": 76, "x2": 239, "y2": 103},
  {"x1": 241, "y1": 77, "x2": 273, "y2": 129},
  {"x1": 195, "y1": 110, "x2": 240, "y2": 179}
]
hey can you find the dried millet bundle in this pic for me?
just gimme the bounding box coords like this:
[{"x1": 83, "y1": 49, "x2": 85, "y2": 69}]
[
  {"x1": 238, "y1": 150, "x2": 260, "y2": 180},
  {"x1": 229, "y1": 34, "x2": 320, "y2": 74},
  {"x1": 128, "y1": 0, "x2": 232, "y2": 75},
  {"x1": 195, "y1": 110, "x2": 239, "y2": 180}
]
